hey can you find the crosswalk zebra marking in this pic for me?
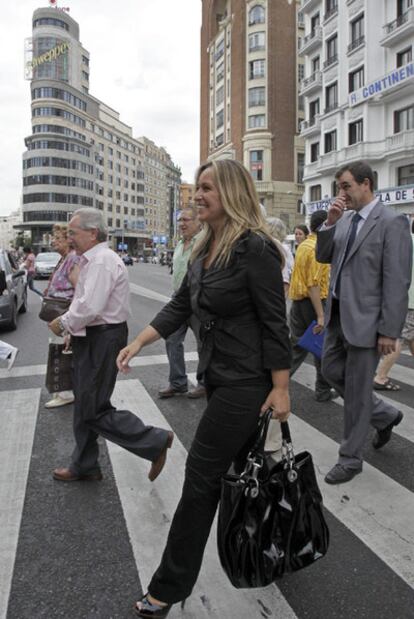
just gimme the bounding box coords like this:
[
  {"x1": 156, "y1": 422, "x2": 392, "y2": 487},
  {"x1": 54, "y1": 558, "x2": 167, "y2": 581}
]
[
  {"x1": 0, "y1": 352, "x2": 199, "y2": 381},
  {"x1": 0, "y1": 388, "x2": 40, "y2": 619},
  {"x1": 108, "y1": 379, "x2": 298, "y2": 619}
]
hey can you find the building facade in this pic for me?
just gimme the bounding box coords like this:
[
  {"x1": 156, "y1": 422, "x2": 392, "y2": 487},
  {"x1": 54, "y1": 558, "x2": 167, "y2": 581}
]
[
  {"x1": 299, "y1": 0, "x2": 414, "y2": 218},
  {"x1": 179, "y1": 183, "x2": 196, "y2": 210},
  {"x1": 0, "y1": 211, "x2": 23, "y2": 250},
  {"x1": 22, "y1": 6, "x2": 181, "y2": 253},
  {"x1": 200, "y1": 0, "x2": 305, "y2": 229}
]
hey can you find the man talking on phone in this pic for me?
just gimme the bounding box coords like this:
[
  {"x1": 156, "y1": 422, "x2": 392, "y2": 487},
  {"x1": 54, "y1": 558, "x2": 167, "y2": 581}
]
[{"x1": 316, "y1": 160, "x2": 412, "y2": 484}]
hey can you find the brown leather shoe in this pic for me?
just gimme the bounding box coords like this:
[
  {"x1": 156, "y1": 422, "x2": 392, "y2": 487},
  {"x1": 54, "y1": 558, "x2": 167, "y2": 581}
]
[
  {"x1": 158, "y1": 385, "x2": 188, "y2": 399},
  {"x1": 53, "y1": 467, "x2": 103, "y2": 482},
  {"x1": 148, "y1": 431, "x2": 174, "y2": 482},
  {"x1": 186, "y1": 385, "x2": 206, "y2": 399}
]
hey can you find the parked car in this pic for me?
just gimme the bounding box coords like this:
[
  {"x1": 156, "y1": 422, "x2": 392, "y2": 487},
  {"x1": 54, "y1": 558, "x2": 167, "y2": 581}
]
[
  {"x1": 0, "y1": 249, "x2": 27, "y2": 330},
  {"x1": 121, "y1": 254, "x2": 133, "y2": 266},
  {"x1": 34, "y1": 252, "x2": 60, "y2": 278}
]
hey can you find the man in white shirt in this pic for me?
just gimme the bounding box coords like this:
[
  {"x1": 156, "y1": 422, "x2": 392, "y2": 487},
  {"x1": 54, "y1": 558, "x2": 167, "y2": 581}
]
[{"x1": 49, "y1": 208, "x2": 173, "y2": 483}]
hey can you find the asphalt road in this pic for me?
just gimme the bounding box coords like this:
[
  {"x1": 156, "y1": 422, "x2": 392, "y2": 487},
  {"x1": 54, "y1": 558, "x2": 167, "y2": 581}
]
[{"x1": 0, "y1": 262, "x2": 413, "y2": 619}]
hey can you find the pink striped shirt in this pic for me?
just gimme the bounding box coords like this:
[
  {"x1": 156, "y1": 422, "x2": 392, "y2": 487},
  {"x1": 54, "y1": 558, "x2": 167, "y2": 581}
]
[{"x1": 60, "y1": 243, "x2": 131, "y2": 336}]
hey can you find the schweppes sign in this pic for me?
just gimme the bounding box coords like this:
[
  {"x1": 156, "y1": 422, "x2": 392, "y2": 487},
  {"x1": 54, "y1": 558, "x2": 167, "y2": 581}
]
[{"x1": 30, "y1": 41, "x2": 69, "y2": 69}]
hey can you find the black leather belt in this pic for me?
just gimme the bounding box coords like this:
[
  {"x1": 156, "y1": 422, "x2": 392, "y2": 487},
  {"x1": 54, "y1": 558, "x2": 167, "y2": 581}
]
[{"x1": 86, "y1": 322, "x2": 126, "y2": 332}]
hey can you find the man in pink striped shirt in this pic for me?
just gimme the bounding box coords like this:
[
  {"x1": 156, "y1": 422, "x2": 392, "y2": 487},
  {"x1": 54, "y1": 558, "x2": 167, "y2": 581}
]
[{"x1": 49, "y1": 208, "x2": 173, "y2": 483}]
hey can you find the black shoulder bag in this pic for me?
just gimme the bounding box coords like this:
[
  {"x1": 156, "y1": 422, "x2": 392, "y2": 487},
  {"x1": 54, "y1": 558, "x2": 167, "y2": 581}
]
[{"x1": 217, "y1": 410, "x2": 329, "y2": 588}]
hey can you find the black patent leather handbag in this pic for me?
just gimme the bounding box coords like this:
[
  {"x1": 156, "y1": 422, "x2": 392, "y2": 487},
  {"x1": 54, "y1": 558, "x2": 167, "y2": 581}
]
[{"x1": 217, "y1": 410, "x2": 329, "y2": 588}]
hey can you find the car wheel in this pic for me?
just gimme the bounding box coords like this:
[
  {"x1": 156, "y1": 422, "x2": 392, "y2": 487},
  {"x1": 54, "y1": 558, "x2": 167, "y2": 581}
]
[
  {"x1": 19, "y1": 287, "x2": 28, "y2": 314},
  {"x1": 8, "y1": 301, "x2": 18, "y2": 331}
]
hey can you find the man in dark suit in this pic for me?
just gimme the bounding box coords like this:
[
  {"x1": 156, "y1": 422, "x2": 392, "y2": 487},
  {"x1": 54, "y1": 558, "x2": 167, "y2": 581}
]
[{"x1": 316, "y1": 160, "x2": 412, "y2": 484}]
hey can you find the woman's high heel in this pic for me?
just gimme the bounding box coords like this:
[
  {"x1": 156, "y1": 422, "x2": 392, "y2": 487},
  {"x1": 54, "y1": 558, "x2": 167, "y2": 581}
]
[{"x1": 134, "y1": 594, "x2": 172, "y2": 618}]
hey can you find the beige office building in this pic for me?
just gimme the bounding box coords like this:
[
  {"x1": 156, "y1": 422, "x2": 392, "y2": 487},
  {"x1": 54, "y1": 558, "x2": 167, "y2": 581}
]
[{"x1": 200, "y1": 0, "x2": 305, "y2": 229}]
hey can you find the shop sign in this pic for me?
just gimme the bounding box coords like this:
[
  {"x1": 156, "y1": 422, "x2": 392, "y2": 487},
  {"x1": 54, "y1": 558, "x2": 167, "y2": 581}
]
[
  {"x1": 306, "y1": 185, "x2": 414, "y2": 214},
  {"x1": 349, "y1": 61, "x2": 414, "y2": 107}
]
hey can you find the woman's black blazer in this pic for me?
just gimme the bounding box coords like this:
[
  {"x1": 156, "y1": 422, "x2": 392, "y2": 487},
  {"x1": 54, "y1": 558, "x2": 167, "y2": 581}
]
[{"x1": 151, "y1": 231, "x2": 291, "y2": 386}]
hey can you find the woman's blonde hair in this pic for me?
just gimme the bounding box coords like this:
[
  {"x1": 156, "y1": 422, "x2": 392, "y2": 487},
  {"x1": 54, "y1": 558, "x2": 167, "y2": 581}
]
[
  {"x1": 191, "y1": 160, "x2": 284, "y2": 267},
  {"x1": 52, "y1": 224, "x2": 69, "y2": 239}
]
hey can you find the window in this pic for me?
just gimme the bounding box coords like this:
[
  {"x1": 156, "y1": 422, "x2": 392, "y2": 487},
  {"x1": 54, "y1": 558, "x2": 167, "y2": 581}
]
[
  {"x1": 249, "y1": 5, "x2": 265, "y2": 25},
  {"x1": 249, "y1": 32, "x2": 265, "y2": 52},
  {"x1": 249, "y1": 87, "x2": 265, "y2": 107},
  {"x1": 33, "y1": 17, "x2": 69, "y2": 30},
  {"x1": 349, "y1": 13, "x2": 364, "y2": 51},
  {"x1": 298, "y1": 64, "x2": 305, "y2": 82},
  {"x1": 311, "y1": 12, "x2": 320, "y2": 33},
  {"x1": 398, "y1": 164, "x2": 414, "y2": 185},
  {"x1": 349, "y1": 119, "x2": 363, "y2": 144},
  {"x1": 250, "y1": 150, "x2": 263, "y2": 181},
  {"x1": 297, "y1": 153, "x2": 304, "y2": 184},
  {"x1": 325, "y1": 35, "x2": 338, "y2": 67},
  {"x1": 215, "y1": 39, "x2": 224, "y2": 62},
  {"x1": 32, "y1": 87, "x2": 86, "y2": 111},
  {"x1": 349, "y1": 66, "x2": 364, "y2": 92},
  {"x1": 216, "y1": 133, "x2": 224, "y2": 147},
  {"x1": 310, "y1": 185, "x2": 322, "y2": 201},
  {"x1": 217, "y1": 62, "x2": 224, "y2": 82},
  {"x1": 248, "y1": 114, "x2": 266, "y2": 128},
  {"x1": 312, "y1": 56, "x2": 320, "y2": 72},
  {"x1": 310, "y1": 142, "x2": 320, "y2": 162},
  {"x1": 216, "y1": 109, "x2": 224, "y2": 130},
  {"x1": 325, "y1": 0, "x2": 338, "y2": 18},
  {"x1": 398, "y1": 0, "x2": 413, "y2": 17},
  {"x1": 249, "y1": 59, "x2": 265, "y2": 79},
  {"x1": 82, "y1": 70, "x2": 89, "y2": 81},
  {"x1": 324, "y1": 130, "x2": 337, "y2": 152},
  {"x1": 397, "y1": 46, "x2": 412, "y2": 67},
  {"x1": 394, "y1": 105, "x2": 414, "y2": 132},
  {"x1": 309, "y1": 98, "x2": 320, "y2": 121},
  {"x1": 325, "y1": 82, "x2": 338, "y2": 112},
  {"x1": 216, "y1": 85, "x2": 224, "y2": 106}
]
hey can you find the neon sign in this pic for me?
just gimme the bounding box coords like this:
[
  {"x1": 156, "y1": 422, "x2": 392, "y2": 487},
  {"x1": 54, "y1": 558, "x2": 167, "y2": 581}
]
[{"x1": 30, "y1": 41, "x2": 69, "y2": 69}]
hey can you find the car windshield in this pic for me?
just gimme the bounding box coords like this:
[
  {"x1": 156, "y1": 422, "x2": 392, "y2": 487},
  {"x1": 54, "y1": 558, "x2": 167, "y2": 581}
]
[{"x1": 36, "y1": 253, "x2": 60, "y2": 263}]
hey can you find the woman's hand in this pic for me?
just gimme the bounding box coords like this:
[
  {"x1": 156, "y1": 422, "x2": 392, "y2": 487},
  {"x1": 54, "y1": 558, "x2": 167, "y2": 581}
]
[
  {"x1": 116, "y1": 339, "x2": 142, "y2": 373},
  {"x1": 261, "y1": 386, "x2": 291, "y2": 422}
]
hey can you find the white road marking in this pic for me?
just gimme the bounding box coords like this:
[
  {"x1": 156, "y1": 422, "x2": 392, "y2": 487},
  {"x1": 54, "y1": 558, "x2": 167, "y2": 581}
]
[
  {"x1": 129, "y1": 282, "x2": 171, "y2": 304},
  {"x1": 109, "y1": 380, "x2": 298, "y2": 619},
  {"x1": 0, "y1": 352, "x2": 198, "y2": 381},
  {"x1": 0, "y1": 389, "x2": 40, "y2": 619},
  {"x1": 292, "y1": 363, "x2": 414, "y2": 443}
]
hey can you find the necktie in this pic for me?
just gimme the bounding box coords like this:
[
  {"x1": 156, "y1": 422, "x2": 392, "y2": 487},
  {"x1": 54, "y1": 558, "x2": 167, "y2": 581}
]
[{"x1": 335, "y1": 212, "x2": 362, "y2": 297}]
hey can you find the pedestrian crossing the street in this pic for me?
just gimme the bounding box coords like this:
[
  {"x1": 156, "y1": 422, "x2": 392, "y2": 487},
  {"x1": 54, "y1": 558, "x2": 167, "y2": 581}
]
[{"x1": 0, "y1": 354, "x2": 413, "y2": 618}]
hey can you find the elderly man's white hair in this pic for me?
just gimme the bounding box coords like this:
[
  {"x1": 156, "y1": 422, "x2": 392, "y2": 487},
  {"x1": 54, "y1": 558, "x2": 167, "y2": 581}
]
[{"x1": 73, "y1": 208, "x2": 108, "y2": 242}]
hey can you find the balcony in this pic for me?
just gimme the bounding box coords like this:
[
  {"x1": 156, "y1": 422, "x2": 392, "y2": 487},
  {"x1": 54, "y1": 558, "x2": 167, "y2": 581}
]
[
  {"x1": 386, "y1": 129, "x2": 414, "y2": 155},
  {"x1": 300, "y1": 114, "x2": 321, "y2": 136},
  {"x1": 323, "y1": 54, "x2": 338, "y2": 70},
  {"x1": 347, "y1": 35, "x2": 365, "y2": 54},
  {"x1": 323, "y1": 102, "x2": 339, "y2": 115},
  {"x1": 299, "y1": 26, "x2": 323, "y2": 56},
  {"x1": 380, "y1": 7, "x2": 414, "y2": 47},
  {"x1": 300, "y1": 71, "x2": 322, "y2": 95},
  {"x1": 300, "y1": 0, "x2": 320, "y2": 12}
]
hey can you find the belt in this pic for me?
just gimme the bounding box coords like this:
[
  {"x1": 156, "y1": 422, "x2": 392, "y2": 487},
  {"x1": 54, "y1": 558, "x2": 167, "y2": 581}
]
[{"x1": 86, "y1": 322, "x2": 127, "y2": 332}]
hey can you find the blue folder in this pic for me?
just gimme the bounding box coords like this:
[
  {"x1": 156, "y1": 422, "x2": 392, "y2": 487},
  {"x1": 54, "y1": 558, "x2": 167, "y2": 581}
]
[{"x1": 297, "y1": 320, "x2": 325, "y2": 359}]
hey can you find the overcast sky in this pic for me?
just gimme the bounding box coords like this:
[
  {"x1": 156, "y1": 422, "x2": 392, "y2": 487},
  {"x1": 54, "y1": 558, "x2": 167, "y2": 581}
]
[{"x1": 0, "y1": 0, "x2": 201, "y2": 216}]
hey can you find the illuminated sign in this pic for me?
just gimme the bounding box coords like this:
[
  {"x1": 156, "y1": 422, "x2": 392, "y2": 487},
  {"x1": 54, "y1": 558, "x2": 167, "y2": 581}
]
[
  {"x1": 30, "y1": 41, "x2": 69, "y2": 70},
  {"x1": 349, "y1": 61, "x2": 414, "y2": 107}
]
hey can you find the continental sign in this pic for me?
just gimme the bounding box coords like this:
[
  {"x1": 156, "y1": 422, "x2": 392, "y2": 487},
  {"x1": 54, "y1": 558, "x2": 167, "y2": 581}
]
[{"x1": 30, "y1": 41, "x2": 69, "y2": 69}]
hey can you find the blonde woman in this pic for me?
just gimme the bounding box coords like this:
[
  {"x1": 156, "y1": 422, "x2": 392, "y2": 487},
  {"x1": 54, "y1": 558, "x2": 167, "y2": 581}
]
[
  {"x1": 117, "y1": 160, "x2": 291, "y2": 618},
  {"x1": 44, "y1": 224, "x2": 79, "y2": 408}
]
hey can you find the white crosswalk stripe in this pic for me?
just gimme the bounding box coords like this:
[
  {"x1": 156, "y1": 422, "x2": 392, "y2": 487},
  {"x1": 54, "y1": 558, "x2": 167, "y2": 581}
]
[
  {"x1": 0, "y1": 389, "x2": 40, "y2": 619},
  {"x1": 292, "y1": 362, "x2": 414, "y2": 443},
  {"x1": 0, "y1": 355, "x2": 413, "y2": 617}
]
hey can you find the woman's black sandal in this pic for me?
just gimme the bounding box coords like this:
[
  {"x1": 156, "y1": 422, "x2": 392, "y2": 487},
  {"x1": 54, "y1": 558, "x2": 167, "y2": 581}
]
[{"x1": 134, "y1": 594, "x2": 172, "y2": 618}]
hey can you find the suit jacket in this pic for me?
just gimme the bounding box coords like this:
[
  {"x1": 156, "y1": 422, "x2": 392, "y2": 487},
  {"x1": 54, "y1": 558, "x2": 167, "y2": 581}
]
[
  {"x1": 316, "y1": 201, "x2": 412, "y2": 348},
  {"x1": 151, "y1": 231, "x2": 291, "y2": 386}
]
